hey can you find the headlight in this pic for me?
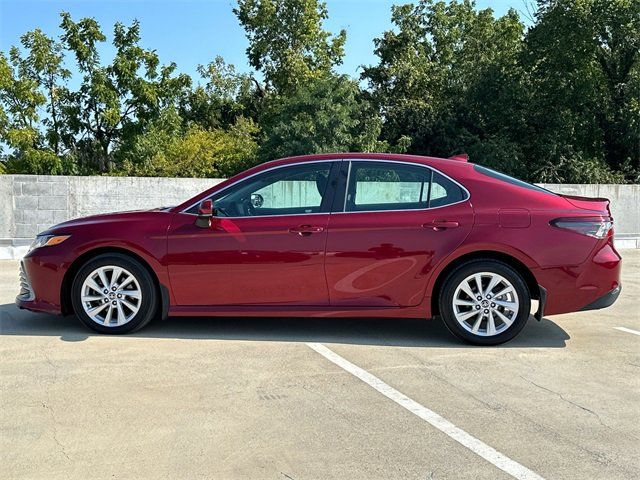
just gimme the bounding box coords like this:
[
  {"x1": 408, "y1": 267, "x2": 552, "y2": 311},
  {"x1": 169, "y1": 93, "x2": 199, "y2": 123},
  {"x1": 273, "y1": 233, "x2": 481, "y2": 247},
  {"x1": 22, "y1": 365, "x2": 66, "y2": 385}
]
[{"x1": 29, "y1": 234, "x2": 71, "y2": 252}]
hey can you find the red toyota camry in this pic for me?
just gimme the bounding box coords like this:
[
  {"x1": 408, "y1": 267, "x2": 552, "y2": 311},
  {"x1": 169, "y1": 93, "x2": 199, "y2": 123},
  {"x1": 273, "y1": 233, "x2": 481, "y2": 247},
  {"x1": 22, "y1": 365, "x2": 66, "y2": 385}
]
[{"x1": 16, "y1": 153, "x2": 622, "y2": 345}]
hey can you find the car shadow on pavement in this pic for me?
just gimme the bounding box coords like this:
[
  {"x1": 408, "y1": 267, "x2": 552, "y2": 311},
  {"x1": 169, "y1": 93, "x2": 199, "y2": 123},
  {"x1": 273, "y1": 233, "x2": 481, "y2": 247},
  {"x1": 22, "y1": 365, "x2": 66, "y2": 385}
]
[{"x1": 0, "y1": 303, "x2": 569, "y2": 348}]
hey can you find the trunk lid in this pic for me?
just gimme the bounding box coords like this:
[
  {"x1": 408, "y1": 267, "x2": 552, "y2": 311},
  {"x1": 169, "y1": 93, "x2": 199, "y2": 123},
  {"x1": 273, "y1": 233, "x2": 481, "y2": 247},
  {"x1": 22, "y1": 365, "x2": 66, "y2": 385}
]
[{"x1": 560, "y1": 194, "x2": 612, "y2": 216}]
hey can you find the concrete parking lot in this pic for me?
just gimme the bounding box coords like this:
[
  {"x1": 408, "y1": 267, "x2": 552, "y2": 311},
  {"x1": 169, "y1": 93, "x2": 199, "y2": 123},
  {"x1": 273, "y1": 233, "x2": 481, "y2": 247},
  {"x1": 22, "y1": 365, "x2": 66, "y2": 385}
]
[{"x1": 1, "y1": 252, "x2": 639, "y2": 480}]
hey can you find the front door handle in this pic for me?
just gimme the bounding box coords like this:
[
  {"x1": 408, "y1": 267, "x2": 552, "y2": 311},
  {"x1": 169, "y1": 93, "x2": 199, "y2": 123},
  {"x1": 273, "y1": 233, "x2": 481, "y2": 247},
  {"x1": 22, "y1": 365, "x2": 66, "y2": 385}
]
[
  {"x1": 289, "y1": 225, "x2": 325, "y2": 236},
  {"x1": 422, "y1": 220, "x2": 460, "y2": 231}
]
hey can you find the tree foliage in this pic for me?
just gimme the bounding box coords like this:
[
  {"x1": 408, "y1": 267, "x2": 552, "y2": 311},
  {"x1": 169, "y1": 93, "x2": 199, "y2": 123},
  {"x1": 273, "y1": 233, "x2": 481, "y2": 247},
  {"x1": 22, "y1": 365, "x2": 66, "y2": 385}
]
[
  {"x1": 234, "y1": 0, "x2": 346, "y2": 94},
  {"x1": 363, "y1": 0, "x2": 529, "y2": 175},
  {"x1": 0, "y1": 32, "x2": 75, "y2": 175},
  {"x1": 121, "y1": 108, "x2": 259, "y2": 177},
  {"x1": 59, "y1": 13, "x2": 192, "y2": 172},
  {"x1": 258, "y1": 74, "x2": 388, "y2": 159},
  {"x1": 362, "y1": 0, "x2": 638, "y2": 182},
  {"x1": 0, "y1": 1, "x2": 638, "y2": 182},
  {"x1": 523, "y1": 0, "x2": 639, "y2": 182},
  {"x1": 178, "y1": 56, "x2": 261, "y2": 131}
]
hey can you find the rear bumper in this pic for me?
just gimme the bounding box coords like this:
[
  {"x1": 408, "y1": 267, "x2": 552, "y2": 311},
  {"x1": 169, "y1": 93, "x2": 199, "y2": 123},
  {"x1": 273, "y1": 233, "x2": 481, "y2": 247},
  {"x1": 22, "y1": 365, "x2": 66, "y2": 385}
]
[
  {"x1": 580, "y1": 285, "x2": 621, "y2": 311},
  {"x1": 534, "y1": 239, "x2": 622, "y2": 316}
]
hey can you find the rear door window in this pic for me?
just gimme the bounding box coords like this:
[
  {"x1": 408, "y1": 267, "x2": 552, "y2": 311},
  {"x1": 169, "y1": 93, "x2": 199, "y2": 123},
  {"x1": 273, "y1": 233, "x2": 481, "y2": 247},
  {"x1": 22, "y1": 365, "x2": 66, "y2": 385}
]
[
  {"x1": 345, "y1": 162, "x2": 431, "y2": 212},
  {"x1": 429, "y1": 171, "x2": 466, "y2": 207},
  {"x1": 343, "y1": 161, "x2": 468, "y2": 212}
]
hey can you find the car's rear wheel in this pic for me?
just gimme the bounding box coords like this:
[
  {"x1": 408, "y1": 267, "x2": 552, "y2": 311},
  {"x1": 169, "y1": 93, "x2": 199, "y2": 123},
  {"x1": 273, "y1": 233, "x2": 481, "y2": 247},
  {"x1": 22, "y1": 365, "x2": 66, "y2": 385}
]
[
  {"x1": 71, "y1": 253, "x2": 157, "y2": 334},
  {"x1": 439, "y1": 260, "x2": 531, "y2": 345}
]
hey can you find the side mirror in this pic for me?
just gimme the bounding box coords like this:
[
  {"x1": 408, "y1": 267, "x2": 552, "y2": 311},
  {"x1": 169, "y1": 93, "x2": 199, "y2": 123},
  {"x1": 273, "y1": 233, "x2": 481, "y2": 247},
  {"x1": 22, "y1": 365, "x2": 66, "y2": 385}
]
[
  {"x1": 250, "y1": 193, "x2": 264, "y2": 208},
  {"x1": 195, "y1": 199, "x2": 214, "y2": 228}
]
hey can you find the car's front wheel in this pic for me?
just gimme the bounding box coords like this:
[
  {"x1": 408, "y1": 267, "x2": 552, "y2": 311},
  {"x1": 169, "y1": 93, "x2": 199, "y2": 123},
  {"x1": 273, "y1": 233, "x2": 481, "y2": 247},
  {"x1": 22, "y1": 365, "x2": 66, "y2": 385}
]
[
  {"x1": 439, "y1": 260, "x2": 531, "y2": 345},
  {"x1": 71, "y1": 253, "x2": 158, "y2": 334}
]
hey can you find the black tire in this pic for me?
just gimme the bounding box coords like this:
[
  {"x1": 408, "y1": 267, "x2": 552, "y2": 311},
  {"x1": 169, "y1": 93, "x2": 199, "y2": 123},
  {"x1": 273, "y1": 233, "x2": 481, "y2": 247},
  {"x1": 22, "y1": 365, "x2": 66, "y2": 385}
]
[
  {"x1": 71, "y1": 253, "x2": 158, "y2": 334},
  {"x1": 439, "y1": 260, "x2": 531, "y2": 345}
]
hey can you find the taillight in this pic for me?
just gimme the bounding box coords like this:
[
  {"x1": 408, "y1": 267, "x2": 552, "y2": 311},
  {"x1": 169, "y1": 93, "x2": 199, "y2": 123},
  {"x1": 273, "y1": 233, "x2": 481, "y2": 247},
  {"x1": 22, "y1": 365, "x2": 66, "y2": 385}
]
[{"x1": 550, "y1": 217, "x2": 613, "y2": 239}]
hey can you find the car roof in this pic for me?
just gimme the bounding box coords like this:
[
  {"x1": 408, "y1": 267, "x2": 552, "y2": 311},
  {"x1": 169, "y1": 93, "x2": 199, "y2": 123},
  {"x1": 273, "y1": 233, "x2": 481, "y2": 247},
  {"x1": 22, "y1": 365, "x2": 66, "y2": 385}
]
[{"x1": 275, "y1": 152, "x2": 472, "y2": 168}]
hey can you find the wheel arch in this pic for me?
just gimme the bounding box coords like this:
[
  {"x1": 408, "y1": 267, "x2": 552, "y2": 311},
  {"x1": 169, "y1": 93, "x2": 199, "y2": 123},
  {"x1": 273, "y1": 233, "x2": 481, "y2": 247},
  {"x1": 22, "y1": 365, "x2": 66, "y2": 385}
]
[
  {"x1": 429, "y1": 250, "x2": 540, "y2": 318},
  {"x1": 61, "y1": 246, "x2": 169, "y2": 319}
]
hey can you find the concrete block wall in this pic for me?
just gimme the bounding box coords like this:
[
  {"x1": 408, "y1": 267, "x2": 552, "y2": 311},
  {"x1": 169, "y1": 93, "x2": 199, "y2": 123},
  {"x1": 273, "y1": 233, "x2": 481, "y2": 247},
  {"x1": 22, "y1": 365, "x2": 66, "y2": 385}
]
[
  {"x1": 10, "y1": 175, "x2": 70, "y2": 238},
  {"x1": 1, "y1": 175, "x2": 218, "y2": 246},
  {"x1": 0, "y1": 175, "x2": 638, "y2": 258}
]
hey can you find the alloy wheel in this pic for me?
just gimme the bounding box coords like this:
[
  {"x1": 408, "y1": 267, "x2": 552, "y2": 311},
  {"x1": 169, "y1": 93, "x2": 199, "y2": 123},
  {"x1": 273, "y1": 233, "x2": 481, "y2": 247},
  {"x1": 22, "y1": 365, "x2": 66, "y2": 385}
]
[
  {"x1": 80, "y1": 265, "x2": 142, "y2": 327},
  {"x1": 452, "y1": 272, "x2": 520, "y2": 337}
]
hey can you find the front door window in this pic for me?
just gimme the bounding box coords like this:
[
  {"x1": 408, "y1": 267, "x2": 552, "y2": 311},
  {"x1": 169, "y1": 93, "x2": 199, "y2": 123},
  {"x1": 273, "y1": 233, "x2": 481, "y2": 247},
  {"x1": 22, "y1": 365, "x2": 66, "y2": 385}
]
[{"x1": 212, "y1": 162, "x2": 334, "y2": 217}]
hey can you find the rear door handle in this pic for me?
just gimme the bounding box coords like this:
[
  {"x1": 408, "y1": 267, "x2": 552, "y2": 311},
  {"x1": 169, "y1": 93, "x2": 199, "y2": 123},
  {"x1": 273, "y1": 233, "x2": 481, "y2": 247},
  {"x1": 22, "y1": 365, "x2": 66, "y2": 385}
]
[
  {"x1": 422, "y1": 220, "x2": 460, "y2": 230},
  {"x1": 289, "y1": 225, "x2": 325, "y2": 236}
]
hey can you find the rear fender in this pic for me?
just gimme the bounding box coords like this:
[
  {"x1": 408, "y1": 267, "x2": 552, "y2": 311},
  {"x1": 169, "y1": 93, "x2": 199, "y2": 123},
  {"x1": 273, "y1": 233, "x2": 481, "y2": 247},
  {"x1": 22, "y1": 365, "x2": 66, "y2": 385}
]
[{"x1": 423, "y1": 242, "x2": 541, "y2": 317}]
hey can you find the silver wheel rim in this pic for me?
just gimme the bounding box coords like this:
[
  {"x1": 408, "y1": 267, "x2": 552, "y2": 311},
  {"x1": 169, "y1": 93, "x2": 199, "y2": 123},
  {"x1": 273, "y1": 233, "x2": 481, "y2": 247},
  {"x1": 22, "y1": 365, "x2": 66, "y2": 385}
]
[
  {"x1": 452, "y1": 272, "x2": 519, "y2": 337},
  {"x1": 80, "y1": 266, "x2": 142, "y2": 327}
]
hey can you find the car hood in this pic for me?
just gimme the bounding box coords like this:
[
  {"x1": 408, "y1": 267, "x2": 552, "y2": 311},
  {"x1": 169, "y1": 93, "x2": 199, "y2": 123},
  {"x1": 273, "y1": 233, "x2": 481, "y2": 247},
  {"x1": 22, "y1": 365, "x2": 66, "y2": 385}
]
[{"x1": 44, "y1": 208, "x2": 173, "y2": 234}]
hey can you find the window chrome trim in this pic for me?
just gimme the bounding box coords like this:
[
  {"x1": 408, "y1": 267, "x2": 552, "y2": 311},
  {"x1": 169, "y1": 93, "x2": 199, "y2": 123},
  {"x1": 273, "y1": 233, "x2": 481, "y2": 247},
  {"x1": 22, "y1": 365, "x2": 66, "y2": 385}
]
[
  {"x1": 180, "y1": 157, "x2": 471, "y2": 217},
  {"x1": 336, "y1": 158, "x2": 470, "y2": 214},
  {"x1": 180, "y1": 159, "x2": 338, "y2": 215}
]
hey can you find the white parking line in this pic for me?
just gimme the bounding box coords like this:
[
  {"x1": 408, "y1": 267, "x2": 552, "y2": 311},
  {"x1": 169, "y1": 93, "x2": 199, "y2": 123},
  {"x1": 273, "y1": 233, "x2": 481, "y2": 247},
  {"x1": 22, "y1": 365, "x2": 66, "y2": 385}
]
[
  {"x1": 614, "y1": 326, "x2": 640, "y2": 336},
  {"x1": 307, "y1": 342, "x2": 545, "y2": 480}
]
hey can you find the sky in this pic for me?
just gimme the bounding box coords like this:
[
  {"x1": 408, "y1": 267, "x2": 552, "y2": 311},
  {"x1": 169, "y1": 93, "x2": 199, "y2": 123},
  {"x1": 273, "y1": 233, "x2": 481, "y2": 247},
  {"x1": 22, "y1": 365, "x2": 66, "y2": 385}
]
[{"x1": 0, "y1": 0, "x2": 533, "y2": 83}]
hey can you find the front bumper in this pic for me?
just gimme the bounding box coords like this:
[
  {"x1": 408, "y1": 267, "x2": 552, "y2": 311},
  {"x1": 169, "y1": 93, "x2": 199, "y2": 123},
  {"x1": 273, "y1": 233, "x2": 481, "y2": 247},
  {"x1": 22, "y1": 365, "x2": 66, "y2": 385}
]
[
  {"x1": 15, "y1": 257, "x2": 63, "y2": 315},
  {"x1": 17, "y1": 261, "x2": 35, "y2": 301},
  {"x1": 580, "y1": 285, "x2": 621, "y2": 311},
  {"x1": 15, "y1": 297, "x2": 61, "y2": 314}
]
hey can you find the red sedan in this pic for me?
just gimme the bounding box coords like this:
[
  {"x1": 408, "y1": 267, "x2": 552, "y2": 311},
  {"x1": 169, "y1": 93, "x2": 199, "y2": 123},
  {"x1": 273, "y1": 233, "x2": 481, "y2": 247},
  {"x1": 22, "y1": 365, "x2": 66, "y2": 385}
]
[{"x1": 16, "y1": 153, "x2": 622, "y2": 345}]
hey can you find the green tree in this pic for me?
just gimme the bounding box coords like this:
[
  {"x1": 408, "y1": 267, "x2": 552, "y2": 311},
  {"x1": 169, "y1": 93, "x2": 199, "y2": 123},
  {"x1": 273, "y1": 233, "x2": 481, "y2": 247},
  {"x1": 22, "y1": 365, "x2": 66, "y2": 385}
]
[
  {"x1": 234, "y1": 0, "x2": 346, "y2": 94},
  {"x1": 258, "y1": 74, "x2": 388, "y2": 160},
  {"x1": 59, "y1": 12, "x2": 191, "y2": 172},
  {"x1": 179, "y1": 56, "x2": 262, "y2": 131},
  {"x1": 19, "y1": 29, "x2": 70, "y2": 156},
  {"x1": 0, "y1": 50, "x2": 44, "y2": 152},
  {"x1": 0, "y1": 48, "x2": 74, "y2": 174},
  {"x1": 524, "y1": 0, "x2": 639, "y2": 182},
  {"x1": 121, "y1": 108, "x2": 259, "y2": 178},
  {"x1": 363, "y1": 0, "x2": 528, "y2": 175},
  {"x1": 2, "y1": 2, "x2": 637, "y2": 183}
]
